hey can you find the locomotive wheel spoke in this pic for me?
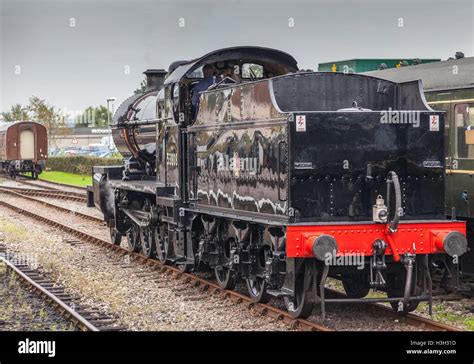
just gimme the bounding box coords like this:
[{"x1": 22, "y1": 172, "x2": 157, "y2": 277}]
[
  {"x1": 110, "y1": 224, "x2": 122, "y2": 246},
  {"x1": 140, "y1": 227, "x2": 156, "y2": 258},
  {"x1": 126, "y1": 224, "x2": 141, "y2": 253},
  {"x1": 214, "y1": 265, "x2": 236, "y2": 290},
  {"x1": 178, "y1": 261, "x2": 193, "y2": 273},
  {"x1": 154, "y1": 225, "x2": 171, "y2": 264},
  {"x1": 246, "y1": 276, "x2": 270, "y2": 303},
  {"x1": 215, "y1": 237, "x2": 236, "y2": 289}
]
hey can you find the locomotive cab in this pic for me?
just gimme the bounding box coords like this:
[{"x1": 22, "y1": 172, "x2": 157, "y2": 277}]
[{"x1": 162, "y1": 46, "x2": 298, "y2": 126}]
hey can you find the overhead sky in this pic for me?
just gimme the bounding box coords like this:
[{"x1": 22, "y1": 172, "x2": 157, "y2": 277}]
[{"x1": 0, "y1": 0, "x2": 473, "y2": 117}]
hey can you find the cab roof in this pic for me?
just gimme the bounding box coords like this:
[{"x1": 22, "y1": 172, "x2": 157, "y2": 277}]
[{"x1": 164, "y1": 46, "x2": 298, "y2": 85}]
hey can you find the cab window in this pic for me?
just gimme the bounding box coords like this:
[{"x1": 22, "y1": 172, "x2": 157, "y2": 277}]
[
  {"x1": 187, "y1": 66, "x2": 204, "y2": 79},
  {"x1": 242, "y1": 63, "x2": 264, "y2": 79},
  {"x1": 454, "y1": 103, "x2": 474, "y2": 159}
]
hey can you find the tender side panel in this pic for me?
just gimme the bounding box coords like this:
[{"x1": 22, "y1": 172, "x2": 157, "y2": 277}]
[
  {"x1": 190, "y1": 121, "x2": 288, "y2": 216},
  {"x1": 288, "y1": 111, "x2": 446, "y2": 222}
]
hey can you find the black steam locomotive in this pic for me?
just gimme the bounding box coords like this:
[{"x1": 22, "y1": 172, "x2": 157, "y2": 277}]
[{"x1": 91, "y1": 47, "x2": 468, "y2": 318}]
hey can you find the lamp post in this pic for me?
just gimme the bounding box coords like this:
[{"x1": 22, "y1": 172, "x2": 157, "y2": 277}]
[{"x1": 106, "y1": 97, "x2": 116, "y2": 151}]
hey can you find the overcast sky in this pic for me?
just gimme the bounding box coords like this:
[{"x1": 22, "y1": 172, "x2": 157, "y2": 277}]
[{"x1": 0, "y1": 0, "x2": 473, "y2": 117}]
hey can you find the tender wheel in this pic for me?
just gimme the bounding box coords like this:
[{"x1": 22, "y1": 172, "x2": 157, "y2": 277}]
[
  {"x1": 284, "y1": 262, "x2": 314, "y2": 319},
  {"x1": 126, "y1": 224, "x2": 141, "y2": 253},
  {"x1": 178, "y1": 261, "x2": 193, "y2": 273},
  {"x1": 215, "y1": 238, "x2": 236, "y2": 290},
  {"x1": 154, "y1": 225, "x2": 171, "y2": 263},
  {"x1": 215, "y1": 266, "x2": 236, "y2": 290},
  {"x1": 109, "y1": 224, "x2": 122, "y2": 245},
  {"x1": 140, "y1": 228, "x2": 156, "y2": 258},
  {"x1": 341, "y1": 273, "x2": 370, "y2": 298},
  {"x1": 246, "y1": 276, "x2": 270, "y2": 303},
  {"x1": 386, "y1": 272, "x2": 420, "y2": 315}
]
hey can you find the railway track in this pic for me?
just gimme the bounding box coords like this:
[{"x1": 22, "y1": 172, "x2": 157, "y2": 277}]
[
  {"x1": 0, "y1": 196, "x2": 330, "y2": 332},
  {"x1": 0, "y1": 190, "x2": 463, "y2": 332},
  {"x1": 0, "y1": 244, "x2": 124, "y2": 331},
  {"x1": 16, "y1": 177, "x2": 87, "y2": 193},
  {"x1": 0, "y1": 186, "x2": 86, "y2": 203},
  {"x1": 323, "y1": 288, "x2": 462, "y2": 331},
  {"x1": 0, "y1": 187, "x2": 101, "y2": 223}
]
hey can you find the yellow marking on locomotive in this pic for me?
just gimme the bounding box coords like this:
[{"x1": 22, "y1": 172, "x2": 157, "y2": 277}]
[
  {"x1": 446, "y1": 169, "x2": 474, "y2": 174},
  {"x1": 428, "y1": 98, "x2": 474, "y2": 105}
]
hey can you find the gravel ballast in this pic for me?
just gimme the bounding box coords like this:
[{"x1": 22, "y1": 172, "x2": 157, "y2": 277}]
[
  {"x1": 0, "y1": 263, "x2": 74, "y2": 331},
  {"x1": 0, "y1": 203, "x2": 290, "y2": 331},
  {"x1": 0, "y1": 189, "x2": 470, "y2": 331}
]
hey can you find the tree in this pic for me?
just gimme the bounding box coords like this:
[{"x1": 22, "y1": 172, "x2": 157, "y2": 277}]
[
  {"x1": 1, "y1": 96, "x2": 65, "y2": 148},
  {"x1": 134, "y1": 78, "x2": 147, "y2": 94},
  {"x1": 94, "y1": 105, "x2": 112, "y2": 127},
  {"x1": 74, "y1": 105, "x2": 111, "y2": 128},
  {"x1": 27, "y1": 96, "x2": 64, "y2": 148},
  {"x1": 1, "y1": 104, "x2": 29, "y2": 121}
]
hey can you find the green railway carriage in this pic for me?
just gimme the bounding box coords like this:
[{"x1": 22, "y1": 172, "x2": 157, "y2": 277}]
[
  {"x1": 366, "y1": 57, "x2": 474, "y2": 278},
  {"x1": 318, "y1": 58, "x2": 440, "y2": 73}
]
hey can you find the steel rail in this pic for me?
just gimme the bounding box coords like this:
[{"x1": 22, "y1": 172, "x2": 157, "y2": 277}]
[
  {"x1": 0, "y1": 255, "x2": 99, "y2": 332},
  {"x1": 17, "y1": 178, "x2": 87, "y2": 192},
  {"x1": 0, "y1": 198, "x2": 330, "y2": 332},
  {"x1": 0, "y1": 186, "x2": 86, "y2": 202},
  {"x1": 324, "y1": 288, "x2": 462, "y2": 332},
  {"x1": 0, "y1": 187, "x2": 102, "y2": 223},
  {"x1": 0, "y1": 195, "x2": 463, "y2": 332}
]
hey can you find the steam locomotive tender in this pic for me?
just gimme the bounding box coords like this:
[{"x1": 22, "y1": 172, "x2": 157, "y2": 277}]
[{"x1": 92, "y1": 47, "x2": 468, "y2": 318}]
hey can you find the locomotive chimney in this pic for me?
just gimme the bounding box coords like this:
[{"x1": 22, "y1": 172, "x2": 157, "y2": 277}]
[{"x1": 143, "y1": 69, "x2": 167, "y2": 91}]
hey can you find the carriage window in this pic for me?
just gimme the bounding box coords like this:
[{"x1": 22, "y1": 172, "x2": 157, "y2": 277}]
[
  {"x1": 242, "y1": 63, "x2": 264, "y2": 79},
  {"x1": 454, "y1": 103, "x2": 474, "y2": 159}
]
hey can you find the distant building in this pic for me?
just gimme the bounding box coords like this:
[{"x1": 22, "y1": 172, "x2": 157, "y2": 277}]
[
  {"x1": 318, "y1": 58, "x2": 440, "y2": 73},
  {"x1": 50, "y1": 127, "x2": 112, "y2": 149}
]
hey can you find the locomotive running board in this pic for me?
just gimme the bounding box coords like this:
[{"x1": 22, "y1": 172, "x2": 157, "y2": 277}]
[{"x1": 185, "y1": 205, "x2": 289, "y2": 226}]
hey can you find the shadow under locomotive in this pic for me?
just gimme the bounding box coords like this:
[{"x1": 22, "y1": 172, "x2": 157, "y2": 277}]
[{"x1": 90, "y1": 46, "x2": 468, "y2": 319}]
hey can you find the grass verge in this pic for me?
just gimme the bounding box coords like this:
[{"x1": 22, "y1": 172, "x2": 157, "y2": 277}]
[{"x1": 39, "y1": 171, "x2": 92, "y2": 187}]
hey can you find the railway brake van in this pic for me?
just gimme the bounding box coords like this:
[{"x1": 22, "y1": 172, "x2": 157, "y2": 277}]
[{"x1": 0, "y1": 121, "x2": 48, "y2": 179}]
